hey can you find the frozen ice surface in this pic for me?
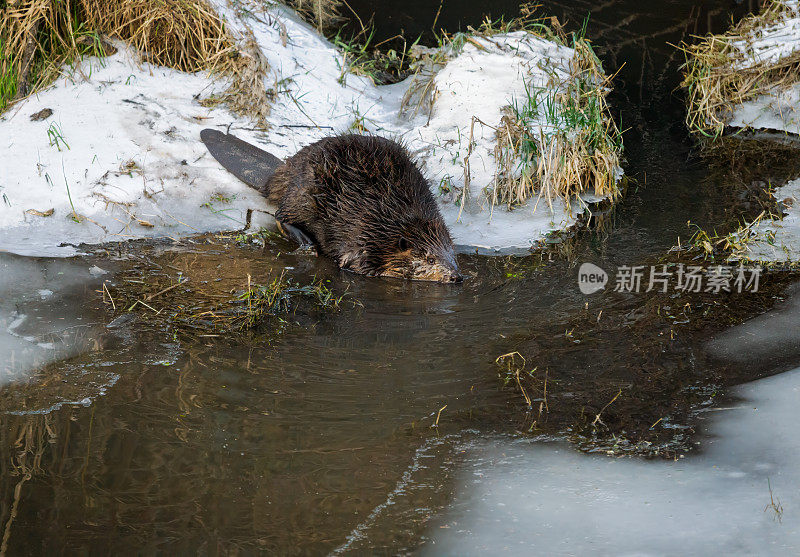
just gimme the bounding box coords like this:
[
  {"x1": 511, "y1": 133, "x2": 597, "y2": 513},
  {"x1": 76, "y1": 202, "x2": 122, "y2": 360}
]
[
  {"x1": 0, "y1": 254, "x2": 109, "y2": 386},
  {"x1": 424, "y1": 368, "x2": 800, "y2": 555},
  {"x1": 707, "y1": 281, "x2": 800, "y2": 372},
  {"x1": 420, "y1": 282, "x2": 800, "y2": 553}
]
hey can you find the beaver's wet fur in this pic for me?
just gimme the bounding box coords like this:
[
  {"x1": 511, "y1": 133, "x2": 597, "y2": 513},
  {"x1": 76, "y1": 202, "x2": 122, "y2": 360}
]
[{"x1": 261, "y1": 134, "x2": 461, "y2": 283}]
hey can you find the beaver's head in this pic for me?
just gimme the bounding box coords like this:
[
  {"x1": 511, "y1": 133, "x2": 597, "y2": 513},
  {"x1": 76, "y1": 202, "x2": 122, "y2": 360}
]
[
  {"x1": 339, "y1": 213, "x2": 462, "y2": 283},
  {"x1": 380, "y1": 235, "x2": 461, "y2": 283}
]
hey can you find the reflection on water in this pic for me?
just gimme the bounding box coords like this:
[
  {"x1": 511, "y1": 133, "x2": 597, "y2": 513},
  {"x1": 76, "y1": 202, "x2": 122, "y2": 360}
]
[
  {"x1": 3, "y1": 0, "x2": 800, "y2": 554},
  {"x1": 0, "y1": 323, "x2": 502, "y2": 554}
]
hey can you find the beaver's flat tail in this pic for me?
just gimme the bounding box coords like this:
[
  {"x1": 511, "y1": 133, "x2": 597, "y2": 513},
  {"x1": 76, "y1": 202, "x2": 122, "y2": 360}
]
[{"x1": 200, "y1": 129, "x2": 282, "y2": 189}]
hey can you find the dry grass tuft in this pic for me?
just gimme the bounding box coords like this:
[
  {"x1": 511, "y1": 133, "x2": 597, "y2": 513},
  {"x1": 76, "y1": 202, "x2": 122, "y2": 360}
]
[
  {"x1": 1, "y1": 0, "x2": 270, "y2": 123},
  {"x1": 288, "y1": 0, "x2": 342, "y2": 33},
  {"x1": 681, "y1": 0, "x2": 800, "y2": 137},
  {"x1": 489, "y1": 35, "x2": 622, "y2": 211},
  {"x1": 112, "y1": 266, "x2": 351, "y2": 335},
  {"x1": 81, "y1": 0, "x2": 235, "y2": 72},
  {"x1": 214, "y1": 34, "x2": 272, "y2": 126},
  {"x1": 2, "y1": 0, "x2": 108, "y2": 110}
]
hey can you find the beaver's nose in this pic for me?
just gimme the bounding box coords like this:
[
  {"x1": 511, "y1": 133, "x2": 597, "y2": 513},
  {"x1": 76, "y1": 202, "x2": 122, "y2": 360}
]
[{"x1": 443, "y1": 272, "x2": 463, "y2": 283}]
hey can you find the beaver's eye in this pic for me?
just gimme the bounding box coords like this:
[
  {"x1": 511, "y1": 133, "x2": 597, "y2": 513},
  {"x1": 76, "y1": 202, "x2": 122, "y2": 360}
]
[
  {"x1": 426, "y1": 255, "x2": 436, "y2": 264},
  {"x1": 398, "y1": 237, "x2": 409, "y2": 251}
]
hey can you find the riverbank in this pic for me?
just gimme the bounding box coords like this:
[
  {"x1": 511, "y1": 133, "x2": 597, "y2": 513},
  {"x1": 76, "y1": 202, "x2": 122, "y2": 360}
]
[
  {"x1": 682, "y1": 0, "x2": 800, "y2": 263},
  {"x1": 0, "y1": 1, "x2": 622, "y2": 256}
]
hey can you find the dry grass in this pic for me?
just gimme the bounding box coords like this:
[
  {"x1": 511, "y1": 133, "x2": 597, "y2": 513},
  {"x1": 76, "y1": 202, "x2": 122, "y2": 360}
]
[
  {"x1": 489, "y1": 34, "x2": 622, "y2": 210},
  {"x1": 0, "y1": 0, "x2": 270, "y2": 123},
  {"x1": 81, "y1": 0, "x2": 235, "y2": 72},
  {"x1": 215, "y1": 34, "x2": 272, "y2": 126},
  {"x1": 681, "y1": 0, "x2": 800, "y2": 137},
  {"x1": 288, "y1": 0, "x2": 342, "y2": 33}
]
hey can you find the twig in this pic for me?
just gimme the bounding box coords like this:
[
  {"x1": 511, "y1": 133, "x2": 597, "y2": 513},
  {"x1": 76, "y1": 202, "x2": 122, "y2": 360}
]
[
  {"x1": 515, "y1": 368, "x2": 532, "y2": 407},
  {"x1": 592, "y1": 388, "x2": 623, "y2": 427},
  {"x1": 457, "y1": 117, "x2": 478, "y2": 222},
  {"x1": 145, "y1": 280, "x2": 187, "y2": 301},
  {"x1": 432, "y1": 404, "x2": 447, "y2": 427},
  {"x1": 137, "y1": 300, "x2": 159, "y2": 313},
  {"x1": 14, "y1": 18, "x2": 42, "y2": 99},
  {"x1": 102, "y1": 282, "x2": 116, "y2": 310},
  {"x1": 0, "y1": 473, "x2": 30, "y2": 556},
  {"x1": 278, "y1": 124, "x2": 334, "y2": 129}
]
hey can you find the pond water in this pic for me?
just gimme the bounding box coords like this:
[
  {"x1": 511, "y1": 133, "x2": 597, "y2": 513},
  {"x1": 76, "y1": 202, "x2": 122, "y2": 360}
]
[{"x1": 3, "y1": 0, "x2": 800, "y2": 554}]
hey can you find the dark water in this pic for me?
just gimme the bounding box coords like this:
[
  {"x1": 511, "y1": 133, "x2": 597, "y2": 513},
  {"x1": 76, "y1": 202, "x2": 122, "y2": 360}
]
[{"x1": 3, "y1": 0, "x2": 800, "y2": 554}]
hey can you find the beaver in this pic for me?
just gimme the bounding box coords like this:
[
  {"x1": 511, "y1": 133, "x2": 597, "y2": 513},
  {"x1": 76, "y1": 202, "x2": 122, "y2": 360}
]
[{"x1": 201, "y1": 130, "x2": 462, "y2": 283}]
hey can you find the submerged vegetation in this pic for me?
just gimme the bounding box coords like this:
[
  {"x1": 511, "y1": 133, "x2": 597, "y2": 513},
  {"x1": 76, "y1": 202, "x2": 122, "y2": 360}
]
[
  {"x1": 102, "y1": 234, "x2": 355, "y2": 336},
  {"x1": 681, "y1": 0, "x2": 800, "y2": 137},
  {"x1": 232, "y1": 271, "x2": 350, "y2": 331},
  {"x1": 493, "y1": 257, "x2": 800, "y2": 457}
]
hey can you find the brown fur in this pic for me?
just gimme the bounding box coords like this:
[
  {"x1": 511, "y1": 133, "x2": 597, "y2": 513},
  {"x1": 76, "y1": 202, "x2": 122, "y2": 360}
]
[{"x1": 262, "y1": 134, "x2": 461, "y2": 282}]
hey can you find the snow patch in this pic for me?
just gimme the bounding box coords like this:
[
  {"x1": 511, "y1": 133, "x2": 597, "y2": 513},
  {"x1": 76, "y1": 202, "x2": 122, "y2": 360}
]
[
  {"x1": 725, "y1": 0, "x2": 800, "y2": 136},
  {"x1": 744, "y1": 178, "x2": 800, "y2": 261},
  {"x1": 730, "y1": 0, "x2": 800, "y2": 71},
  {"x1": 0, "y1": 43, "x2": 273, "y2": 257},
  {"x1": 425, "y1": 368, "x2": 800, "y2": 554},
  {"x1": 729, "y1": 82, "x2": 800, "y2": 134}
]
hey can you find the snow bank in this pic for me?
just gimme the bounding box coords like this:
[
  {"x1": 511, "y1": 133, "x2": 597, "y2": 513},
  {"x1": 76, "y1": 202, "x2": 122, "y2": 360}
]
[
  {"x1": 0, "y1": 2, "x2": 610, "y2": 257},
  {"x1": 730, "y1": 0, "x2": 800, "y2": 71},
  {"x1": 0, "y1": 45, "x2": 273, "y2": 257},
  {"x1": 399, "y1": 33, "x2": 589, "y2": 251},
  {"x1": 742, "y1": 178, "x2": 800, "y2": 262},
  {"x1": 725, "y1": 0, "x2": 800, "y2": 134}
]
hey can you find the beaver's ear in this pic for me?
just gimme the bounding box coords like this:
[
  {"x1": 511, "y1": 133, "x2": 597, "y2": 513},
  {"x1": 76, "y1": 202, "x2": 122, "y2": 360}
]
[
  {"x1": 339, "y1": 249, "x2": 370, "y2": 271},
  {"x1": 398, "y1": 237, "x2": 409, "y2": 251},
  {"x1": 339, "y1": 250, "x2": 359, "y2": 268}
]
